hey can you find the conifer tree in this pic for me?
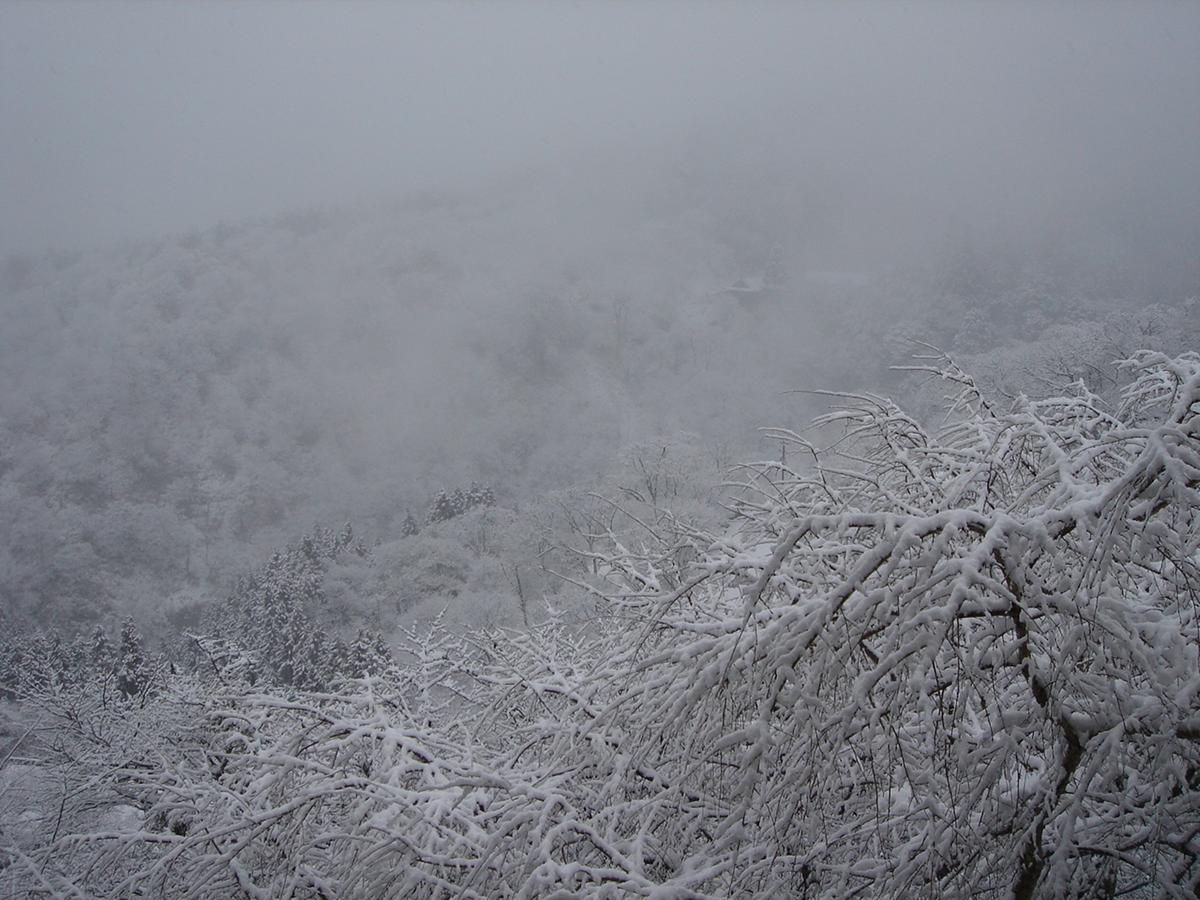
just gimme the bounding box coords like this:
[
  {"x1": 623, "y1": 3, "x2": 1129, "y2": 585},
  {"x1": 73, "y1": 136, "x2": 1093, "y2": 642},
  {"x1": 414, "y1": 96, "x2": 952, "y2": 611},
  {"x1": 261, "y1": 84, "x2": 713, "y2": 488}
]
[
  {"x1": 88, "y1": 624, "x2": 114, "y2": 675},
  {"x1": 424, "y1": 482, "x2": 496, "y2": 525},
  {"x1": 425, "y1": 490, "x2": 456, "y2": 524},
  {"x1": 346, "y1": 628, "x2": 393, "y2": 680},
  {"x1": 400, "y1": 510, "x2": 419, "y2": 537},
  {"x1": 116, "y1": 616, "x2": 146, "y2": 699}
]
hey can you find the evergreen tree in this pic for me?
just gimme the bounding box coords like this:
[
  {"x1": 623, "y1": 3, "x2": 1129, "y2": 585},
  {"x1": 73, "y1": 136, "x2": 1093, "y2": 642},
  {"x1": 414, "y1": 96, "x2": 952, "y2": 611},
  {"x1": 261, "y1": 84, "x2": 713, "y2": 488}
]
[
  {"x1": 88, "y1": 624, "x2": 115, "y2": 676},
  {"x1": 116, "y1": 617, "x2": 146, "y2": 699},
  {"x1": 400, "y1": 511, "x2": 419, "y2": 537},
  {"x1": 466, "y1": 480, "x2": 495, "y2": 509},
  {"x1": 325, "y1": 637, "x2": 351, "y2": 683},
  {"x1": 345, "y1": 628, "x2": 393, "y2": 680},
  {"x1": 46, "y1": 630, "x2": 76, "y2": 689},
  {"x1": 425, "y1": 490, "x2": 456, "y2": 525},
  {"x1": 424, "y1": 482, "x2": 496, "y2": 525},
  {"x1": 205, "y1": 527, "x2": 361, "y2": 689},
  {"x1": 335, "y1": 522, "x2": 354, "y2": 554}
]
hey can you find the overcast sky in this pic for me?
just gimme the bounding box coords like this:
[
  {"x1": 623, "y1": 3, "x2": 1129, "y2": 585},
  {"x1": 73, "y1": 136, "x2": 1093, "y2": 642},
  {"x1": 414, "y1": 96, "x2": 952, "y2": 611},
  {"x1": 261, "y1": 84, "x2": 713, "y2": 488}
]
[{"x1": 2, "y1": 1, "x2": 1198, "y2": 265}]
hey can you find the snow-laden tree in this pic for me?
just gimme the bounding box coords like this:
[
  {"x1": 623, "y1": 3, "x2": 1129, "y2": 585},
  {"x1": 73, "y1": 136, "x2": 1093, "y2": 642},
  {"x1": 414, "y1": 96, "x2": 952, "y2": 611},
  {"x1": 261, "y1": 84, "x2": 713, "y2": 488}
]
[
  {"x1": 548, "y1": 348, "x2": 1200, "y2": 897},
  {"x1": 115, "y1": 617, "x2": 147, "y2": 699},
  {"x1": 425, "y1": 482, "x2": 498, "y2": 526},
  {"x1": 202, "y1": 525, "x2": 369, "y2": 689},
  {"x1": 7, "y1": 351, "x2": 1198, "y2": 897}
]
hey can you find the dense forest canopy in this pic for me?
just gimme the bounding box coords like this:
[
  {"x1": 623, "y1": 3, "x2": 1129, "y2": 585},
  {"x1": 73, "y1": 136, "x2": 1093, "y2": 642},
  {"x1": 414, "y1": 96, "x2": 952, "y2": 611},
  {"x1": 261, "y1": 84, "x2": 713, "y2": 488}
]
[{"x1": 3, "y1": 183, "x2": 1195, "y2": 636}]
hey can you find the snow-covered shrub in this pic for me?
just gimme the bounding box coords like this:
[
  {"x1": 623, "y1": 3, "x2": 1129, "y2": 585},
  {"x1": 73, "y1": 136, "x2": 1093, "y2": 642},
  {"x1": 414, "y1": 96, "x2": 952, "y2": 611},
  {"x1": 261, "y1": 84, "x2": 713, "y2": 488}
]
[{"x1": 552, "y1": 349, "x2": 1200, "y2": 896}]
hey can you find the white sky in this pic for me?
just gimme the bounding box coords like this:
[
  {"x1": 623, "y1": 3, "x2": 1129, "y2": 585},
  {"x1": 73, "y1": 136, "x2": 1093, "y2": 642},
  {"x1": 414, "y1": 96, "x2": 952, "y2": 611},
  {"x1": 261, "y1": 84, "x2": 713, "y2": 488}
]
[{"x1": 2, "y1": 1, "x2": 1198, "y2": 263}]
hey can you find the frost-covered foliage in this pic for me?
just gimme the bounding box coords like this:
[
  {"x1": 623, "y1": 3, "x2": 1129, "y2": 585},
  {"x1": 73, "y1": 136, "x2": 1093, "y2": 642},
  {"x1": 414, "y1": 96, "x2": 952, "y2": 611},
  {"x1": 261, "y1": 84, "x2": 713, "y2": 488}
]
[
  {"x1": 425, "y1": 482, "x2": 497, "y2": 526},
  {"x1": 198, "y1": 524, "x2": 382, "y2": 689},
  {"x1": 577, "y1": 349, "x2": 1200, "y2": 897},
  {"x1": 6, "y1": 352, "x2": 1198, "y2": 897},
  {"x1": 0, "y1": 191, "x2": 843, "y2": 632},
  {"x1": 0, "y1": 619, "x2": 151, "y2": 703},
  {"x1": 954, "y1": 302, "x2": 1200, "y2": 410},
  {"x1": 3, "y1": 179, "x2": 1188, "y2": 635}
]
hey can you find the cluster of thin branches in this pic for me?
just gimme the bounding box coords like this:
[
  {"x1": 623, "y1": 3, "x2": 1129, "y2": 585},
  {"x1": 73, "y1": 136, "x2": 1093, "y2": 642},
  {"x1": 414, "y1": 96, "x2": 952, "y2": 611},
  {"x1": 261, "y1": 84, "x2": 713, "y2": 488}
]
[
  {"x1": 5, "y1": 350, "x2": 1198, "y2": 898},
  {"x1": 584, "y1": 349, "x2": 1200, "y2": 897}
]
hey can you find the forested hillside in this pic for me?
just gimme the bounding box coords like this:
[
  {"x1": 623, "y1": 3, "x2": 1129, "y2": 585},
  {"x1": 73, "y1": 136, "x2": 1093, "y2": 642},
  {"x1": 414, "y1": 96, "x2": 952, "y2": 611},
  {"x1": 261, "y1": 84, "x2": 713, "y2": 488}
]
[
  {"x1": 1, "y1": 340, "x2": 1196, "y2": 896},
  {"x1": 3, "y1": 2, "x2": 1199, "y2": 895},
  {"x1": 4, "y1": 180, "x2": 1194, "y2": 637},
  {"x1": 3, "y1": 182, "x2": 1198, "y2": 900}
]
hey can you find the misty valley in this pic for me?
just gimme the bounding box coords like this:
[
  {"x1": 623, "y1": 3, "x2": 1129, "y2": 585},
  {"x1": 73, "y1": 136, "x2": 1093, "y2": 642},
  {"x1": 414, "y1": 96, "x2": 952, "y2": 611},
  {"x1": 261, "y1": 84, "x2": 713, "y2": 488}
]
[{"x1": 1, "y1": 3, "x2": 1198, "y2": 897}]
